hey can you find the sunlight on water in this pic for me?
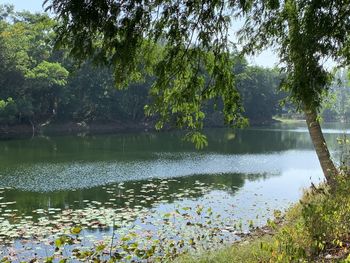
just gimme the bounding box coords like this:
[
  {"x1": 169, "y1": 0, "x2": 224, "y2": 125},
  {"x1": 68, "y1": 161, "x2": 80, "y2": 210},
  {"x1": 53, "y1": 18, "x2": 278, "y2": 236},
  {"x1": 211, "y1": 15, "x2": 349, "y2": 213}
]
[
  {"x1": 0, "y1": 150, "x2": 320, "y2": 192},
  {"x1": 0, "y1": 126, "x2": 331, "y2": 261}
]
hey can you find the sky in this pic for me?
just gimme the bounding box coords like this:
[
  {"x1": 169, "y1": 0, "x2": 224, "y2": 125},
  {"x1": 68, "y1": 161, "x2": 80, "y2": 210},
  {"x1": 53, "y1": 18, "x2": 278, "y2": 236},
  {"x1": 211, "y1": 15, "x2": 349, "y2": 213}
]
[
  {"x1": 1, "y1": 0, "x2": 279, "y2": 68},
  {"x1": 1, "y1": 0, "x2": 45, "y2": 13}
]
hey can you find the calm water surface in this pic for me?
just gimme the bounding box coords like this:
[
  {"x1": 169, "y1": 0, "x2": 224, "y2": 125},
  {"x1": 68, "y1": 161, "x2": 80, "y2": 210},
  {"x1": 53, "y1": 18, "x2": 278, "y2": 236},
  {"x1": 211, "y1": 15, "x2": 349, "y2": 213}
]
[{"x1": 0, "y1": 122, "x2": 348, "y2": 259}]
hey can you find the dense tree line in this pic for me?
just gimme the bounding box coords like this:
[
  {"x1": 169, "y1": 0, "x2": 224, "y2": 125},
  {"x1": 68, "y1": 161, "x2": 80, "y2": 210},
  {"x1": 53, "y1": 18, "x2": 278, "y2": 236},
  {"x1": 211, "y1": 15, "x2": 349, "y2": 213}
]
[
  {"x1": 321, "y1": 69, "x2": 350, "y2": 122},
  {"x1": 0, "y1": 6, "x2": 283, "y2": 131}
]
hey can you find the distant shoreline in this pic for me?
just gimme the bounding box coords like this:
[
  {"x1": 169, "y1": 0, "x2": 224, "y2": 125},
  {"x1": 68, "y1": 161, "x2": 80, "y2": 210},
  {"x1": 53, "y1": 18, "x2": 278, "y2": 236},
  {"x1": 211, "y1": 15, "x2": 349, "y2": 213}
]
[
  {"x1": 0, "y1": 118, "x2": 285, "y2": 140},
  {"x1": 0, "y1": 121, "x2": 153, "y2": 140}
]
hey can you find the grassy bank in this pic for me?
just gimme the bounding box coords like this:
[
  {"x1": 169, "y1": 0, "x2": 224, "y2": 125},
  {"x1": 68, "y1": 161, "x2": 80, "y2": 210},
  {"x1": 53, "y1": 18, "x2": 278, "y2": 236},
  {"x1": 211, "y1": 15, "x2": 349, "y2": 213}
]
[
  {"x1": 176, "y1": 236, "x2": 273, "y2": 263},
  {"x1": 177, "y1": 174, "x2": 350, "y2": 263}
]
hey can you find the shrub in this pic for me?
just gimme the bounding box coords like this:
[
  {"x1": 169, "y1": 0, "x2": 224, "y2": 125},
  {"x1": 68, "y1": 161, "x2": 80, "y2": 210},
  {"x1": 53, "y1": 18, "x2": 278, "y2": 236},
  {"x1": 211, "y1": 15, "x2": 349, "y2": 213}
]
[
  {"x1": 0, "y1": 98, "x2": 18, "y2": 124},
  {"x1": 262, "y1": 173, "x2": 350, "y2": 262}
]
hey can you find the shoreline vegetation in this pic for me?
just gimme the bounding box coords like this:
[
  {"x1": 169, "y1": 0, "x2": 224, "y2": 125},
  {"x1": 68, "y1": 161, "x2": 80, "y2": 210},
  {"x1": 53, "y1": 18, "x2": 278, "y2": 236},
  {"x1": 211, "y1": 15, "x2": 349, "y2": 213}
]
[
  {"x1": 0, "y1": 121, "x2": 152, "y2": 139},
  {"x1": 0, "y1": 116, "x2": 346, "y2": 140},
  {"x1": 178, "y1": 176, "x2": 350, "y2": 263},
  {"x1": 0, "y1": 118, "x2": 281, "y2": 140}
]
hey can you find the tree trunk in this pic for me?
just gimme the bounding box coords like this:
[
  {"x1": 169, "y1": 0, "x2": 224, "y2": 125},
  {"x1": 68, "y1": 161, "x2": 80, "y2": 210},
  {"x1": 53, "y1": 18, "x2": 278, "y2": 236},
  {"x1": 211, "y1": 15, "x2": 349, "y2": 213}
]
[
  {"x1": 29, "y1": 119, "x2": 35, "y2": 138},
  {"x1": 304, "y1": 108, "x2": 338, "y2": 185}
]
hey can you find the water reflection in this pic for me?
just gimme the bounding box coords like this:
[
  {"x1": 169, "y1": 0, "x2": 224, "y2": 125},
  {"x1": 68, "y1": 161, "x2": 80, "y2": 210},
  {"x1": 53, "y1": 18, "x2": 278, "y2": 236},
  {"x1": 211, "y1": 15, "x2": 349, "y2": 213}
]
[
  {"x1": 0, "y1": 126, "x2": 316, "y2": 167},
  {"x1": 0, "y1": 124, "x2": 333, "y2": 214},
  {"x1": 0, "y1": 150, "x2": 318, "y2": 192},
  {"x1": 1, "y1": 173, "x2": 253, "y2": 216},
  {"x1": 0, "y1": 124, "x2": 334, "y2": 260}
]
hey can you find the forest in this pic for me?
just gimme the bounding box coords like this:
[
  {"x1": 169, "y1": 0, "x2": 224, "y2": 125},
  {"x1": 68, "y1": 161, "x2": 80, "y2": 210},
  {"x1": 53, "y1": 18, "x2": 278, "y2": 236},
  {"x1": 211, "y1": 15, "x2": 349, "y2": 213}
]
[
  {"x1": 2, "y1": 6, "x2": 350, "y2": 138},
  {"x1": 0, "y1": 6, "x2": 284, "y2": 135}
]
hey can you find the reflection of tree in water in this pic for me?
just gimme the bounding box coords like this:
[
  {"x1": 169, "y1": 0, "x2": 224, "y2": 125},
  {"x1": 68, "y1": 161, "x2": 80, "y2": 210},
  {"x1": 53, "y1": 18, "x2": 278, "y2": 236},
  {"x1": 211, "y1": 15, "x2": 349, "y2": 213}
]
[
  {"x1": 243, "y1": 172, "x2": 274, "y2": 182},
  {"x1": 0, "y1": 127, "x2": 318, "y2": 169},
  {"x1": 1, "y1": 172, "x2": 278, "y2": 218},
  {"x1": 205, "y1": 129, "x2": 314, "y2": 153},
  {"x1": 0, "y1": 126, "x2": 344, "y2": 170}
]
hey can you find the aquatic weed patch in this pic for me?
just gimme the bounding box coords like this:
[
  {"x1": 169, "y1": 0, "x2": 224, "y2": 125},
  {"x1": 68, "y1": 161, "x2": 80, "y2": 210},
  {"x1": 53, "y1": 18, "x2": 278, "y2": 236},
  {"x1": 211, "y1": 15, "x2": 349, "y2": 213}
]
[
  {"x1": 0, "y1": 180, "x2": 223, "y2": 261},
  {"x1": 0, "y1": 176, "x2": 286, "y2": 262},
  {"x1": 1, "y1": 204, "x2": 238, "y2": 262}
]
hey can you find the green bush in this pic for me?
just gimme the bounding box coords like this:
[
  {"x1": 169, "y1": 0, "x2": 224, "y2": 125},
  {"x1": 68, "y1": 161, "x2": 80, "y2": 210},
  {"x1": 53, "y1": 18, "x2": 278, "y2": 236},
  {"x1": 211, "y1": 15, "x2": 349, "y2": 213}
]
[
  {"x1": 302, "y1": 175, "x2": 350, "y2": 256},
  {"x1": 262, "y1": 174, "x2": 350, "y2": 262},
  {"x1": 0, "y1": 98, "x2": 18, "y2": 124}
]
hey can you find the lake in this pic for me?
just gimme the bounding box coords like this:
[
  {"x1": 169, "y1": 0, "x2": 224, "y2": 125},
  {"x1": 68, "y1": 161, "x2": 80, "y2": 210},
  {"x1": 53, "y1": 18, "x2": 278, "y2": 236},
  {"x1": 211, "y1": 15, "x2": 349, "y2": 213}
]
[{"x1": 0, "y1": 122, "x2": 347, "y2": 261}]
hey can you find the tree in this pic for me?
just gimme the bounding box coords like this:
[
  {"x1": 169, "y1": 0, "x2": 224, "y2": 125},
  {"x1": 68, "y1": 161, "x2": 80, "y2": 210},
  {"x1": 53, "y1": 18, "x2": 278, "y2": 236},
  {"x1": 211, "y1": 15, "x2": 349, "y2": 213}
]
[
  {"x1": 26, "y1": 61, "x2": 69, "y2": 122},
  {"x1": 0, "y1": 5, "x2": 63, "y2": 127},
  {"x1": 0, "y1": 98, "x2": 18, "y2": 124},
  {"x1": 44, "y1": 0, "x2": 247, "y2": 148},
  {"x1": 45, "y1": 0, "x2": 350, "y2": 184},
  {"x1": 239, "y1": 0, "x2": 350, "y2": 184},
  {"x1": 322, "y1": 69, "x2": 350, "y2": 122},
  {"x1": 236, "y1": 66, "x2": 282, "y2": 124},
  {"x1": 0, "y1": 5, "x2": 284, "y2": 137}
]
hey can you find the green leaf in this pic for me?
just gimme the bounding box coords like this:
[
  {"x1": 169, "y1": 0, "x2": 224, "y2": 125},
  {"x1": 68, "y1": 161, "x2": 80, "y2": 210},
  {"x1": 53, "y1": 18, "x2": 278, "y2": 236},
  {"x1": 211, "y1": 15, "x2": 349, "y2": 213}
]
[{"x1": 70, "y1": 226, "x2": 82, "y2": 235}]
